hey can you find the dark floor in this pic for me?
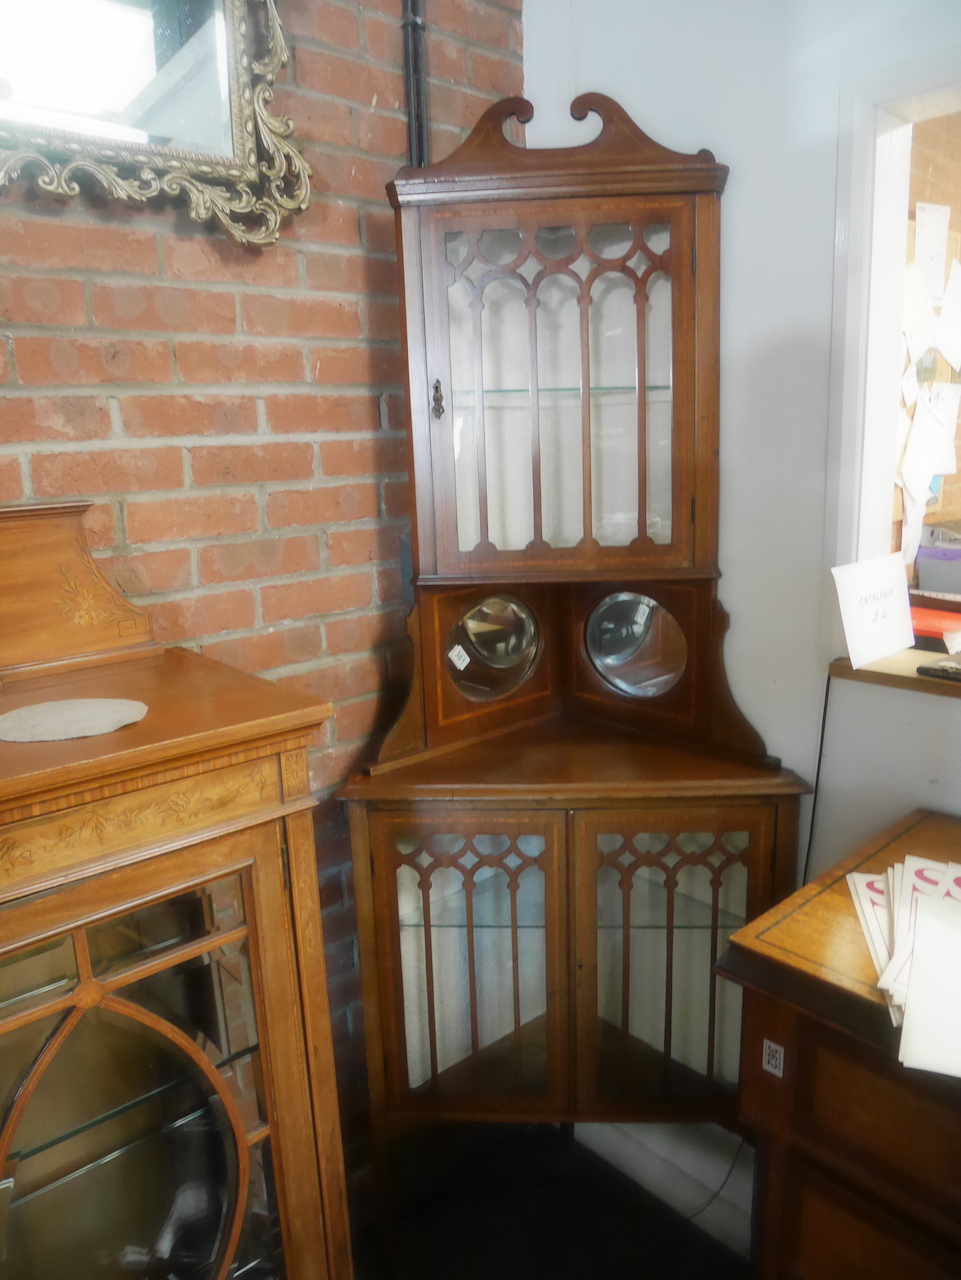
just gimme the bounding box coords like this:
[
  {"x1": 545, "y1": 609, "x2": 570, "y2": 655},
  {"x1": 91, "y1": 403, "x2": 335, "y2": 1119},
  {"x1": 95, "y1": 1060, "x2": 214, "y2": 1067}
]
[{"x1": 356, "y1": 1125, "x2": 751, "y2": 1280}]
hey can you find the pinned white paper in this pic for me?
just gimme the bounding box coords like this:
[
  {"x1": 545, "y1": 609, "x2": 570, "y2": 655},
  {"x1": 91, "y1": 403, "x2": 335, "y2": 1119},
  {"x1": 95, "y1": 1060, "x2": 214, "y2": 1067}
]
[
  {"x1": 901, "y1": 360, "x2": 920, "y2": 408},
  {"x1": 929, "y1": 381, "x2": 961, "y2": 473},
  {"x1": 898, "y1": 895, "x2": 961, "y2": 1077},
  {"x1": 900, "y1": 486, "x2": 929, "y2": 566},
  {"x1": 894, "y1": 407, "x2": 913, "y2": 468},
  {"x1": 903, "y1": 260, "x2": 938, "y2": 364},
  {"x1": 915, "y1": 202, "x2": 952, "y2": 305},
  {"x1": 831, "y1": 553, "x2": 914, "y2": 669},
  {"x1": 936, "y1": 259, "x2": 961, "y2": 372},
  {"x1": 900, "y1": 389, "x2": 955, "y2": 499}
]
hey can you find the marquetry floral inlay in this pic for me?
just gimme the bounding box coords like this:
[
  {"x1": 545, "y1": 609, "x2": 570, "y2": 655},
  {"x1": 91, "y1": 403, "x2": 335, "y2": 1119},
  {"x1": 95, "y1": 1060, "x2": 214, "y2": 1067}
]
[
  {"x1": 54, "y1": 537, "x2": 147, "y2": 636},
  {"x1": 0, "y1": 762, "x2": 274, "y2": 879},
  {"x1": 281, "y1": 751, "x2": 309, "y2": 799}
]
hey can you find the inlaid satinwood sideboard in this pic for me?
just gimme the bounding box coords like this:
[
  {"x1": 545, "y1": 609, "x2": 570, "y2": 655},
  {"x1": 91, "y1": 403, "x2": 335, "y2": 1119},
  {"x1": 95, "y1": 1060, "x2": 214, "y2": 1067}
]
[{"x1": 0, "y1": 502, "x2": 353, "y2": 1280}]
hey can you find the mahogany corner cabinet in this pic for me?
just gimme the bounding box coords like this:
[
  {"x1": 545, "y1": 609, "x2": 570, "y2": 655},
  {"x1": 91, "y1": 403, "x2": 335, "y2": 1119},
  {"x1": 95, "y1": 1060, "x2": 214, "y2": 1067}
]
[
  {"x1": 0, "y1": 502, "x2": 353, "y2": 1280},
  {"x1": 342, "y1": 97, "x2": 808, "y2": 1150}
]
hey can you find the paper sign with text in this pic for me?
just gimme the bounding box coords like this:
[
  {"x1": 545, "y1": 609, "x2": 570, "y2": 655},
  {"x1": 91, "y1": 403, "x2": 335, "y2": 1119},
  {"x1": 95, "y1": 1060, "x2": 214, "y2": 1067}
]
[{"x1": 831, "y1": 553, "x2": 914, "y2": 669}]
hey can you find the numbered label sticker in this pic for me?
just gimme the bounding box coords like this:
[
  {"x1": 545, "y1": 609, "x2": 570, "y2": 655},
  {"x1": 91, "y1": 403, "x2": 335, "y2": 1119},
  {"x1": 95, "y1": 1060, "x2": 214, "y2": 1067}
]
[
  {"x1": 448, "y1": 643, "x2": 471, "y2": 671},
  {"x1": 762, "y1": 1038, "x2": 785, "y2": 1078}
]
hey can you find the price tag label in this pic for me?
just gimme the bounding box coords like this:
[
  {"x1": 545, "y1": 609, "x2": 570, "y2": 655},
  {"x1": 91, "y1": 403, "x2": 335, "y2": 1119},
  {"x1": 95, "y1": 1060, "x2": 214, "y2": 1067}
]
[
  {"x1": 448, "y1": 644, "x2": 471, "y2": 671},
  {"x1": 831, "y1": 553, "x2": 914, "y2": 669}
]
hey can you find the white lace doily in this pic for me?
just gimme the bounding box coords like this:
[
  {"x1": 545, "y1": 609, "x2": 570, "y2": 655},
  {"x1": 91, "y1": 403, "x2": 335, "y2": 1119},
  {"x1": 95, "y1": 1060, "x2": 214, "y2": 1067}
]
[{"x1": 0, "y1": 699, "x2": 148, "y2": 742}]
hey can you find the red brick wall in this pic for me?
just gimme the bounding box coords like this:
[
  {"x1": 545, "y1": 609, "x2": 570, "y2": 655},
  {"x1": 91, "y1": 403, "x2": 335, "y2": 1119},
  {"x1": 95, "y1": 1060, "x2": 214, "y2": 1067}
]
[{"x1": 0, "y1": 0, "x2": 522, "y2": 1190}]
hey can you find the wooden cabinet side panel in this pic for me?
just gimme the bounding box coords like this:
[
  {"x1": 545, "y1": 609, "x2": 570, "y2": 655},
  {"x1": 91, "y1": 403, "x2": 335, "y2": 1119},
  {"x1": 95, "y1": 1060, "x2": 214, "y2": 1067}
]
[
  {"x1": 780, "y1": 1158, "x2": 961, "y2": 1280},
  {"x1": 794, "y1": 1021, "x2": 961, "y2": 1233},
  {"x1": 247, "y1": 824, "x2": 335, "y2": 1280},
  {"x1": 399, "y1": 206, "x2": 437, "y2": 577},
  {"x1": 693, "y1": 192, "x2": 720, "y2": 570},
  {"x1": 284, "y1": 806, "x2": 354, "y2": 1280}
]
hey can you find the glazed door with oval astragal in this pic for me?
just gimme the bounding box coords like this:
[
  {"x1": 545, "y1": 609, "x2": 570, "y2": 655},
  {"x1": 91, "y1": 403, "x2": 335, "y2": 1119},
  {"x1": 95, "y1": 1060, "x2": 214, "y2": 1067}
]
[
  {"x1": 0, "y1": 825, "x2": 328, "y2": 1280},
  {"x1": 368, "y1": 809, "x2": 569, "y2": 1117},
  {"x1": 421, "y1": 195, "x2": 697, "y2": 579}
]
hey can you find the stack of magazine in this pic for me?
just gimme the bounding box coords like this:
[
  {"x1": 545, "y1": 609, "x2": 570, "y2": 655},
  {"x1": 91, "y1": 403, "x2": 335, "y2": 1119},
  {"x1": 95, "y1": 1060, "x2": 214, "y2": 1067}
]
[{"x1": 848, "y1": 856, "x2": 961, "y2": 1076}]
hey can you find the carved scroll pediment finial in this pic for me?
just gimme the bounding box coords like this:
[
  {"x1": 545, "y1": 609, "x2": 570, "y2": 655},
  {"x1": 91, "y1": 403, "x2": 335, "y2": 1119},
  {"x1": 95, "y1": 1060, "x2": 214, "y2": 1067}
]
[{"x1": 389, "y1": 93, "x2": 728, "y2": 207}]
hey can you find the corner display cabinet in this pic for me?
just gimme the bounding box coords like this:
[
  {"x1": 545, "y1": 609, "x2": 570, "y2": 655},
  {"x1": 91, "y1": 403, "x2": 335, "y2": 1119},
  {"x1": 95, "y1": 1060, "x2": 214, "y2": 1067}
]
[
  {"x1": 0, "y1": 503, "x2": 353, "y2": 1280},
  {"x1": 343, "y1": 98, "x2": 808, "y2": 1154}
]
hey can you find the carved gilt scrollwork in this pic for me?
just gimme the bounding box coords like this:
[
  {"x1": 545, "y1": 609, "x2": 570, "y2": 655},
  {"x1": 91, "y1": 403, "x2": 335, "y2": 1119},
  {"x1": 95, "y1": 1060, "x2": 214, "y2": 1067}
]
[{"x1": 0, "y1": 0, "x2": 310, "y2": 247}]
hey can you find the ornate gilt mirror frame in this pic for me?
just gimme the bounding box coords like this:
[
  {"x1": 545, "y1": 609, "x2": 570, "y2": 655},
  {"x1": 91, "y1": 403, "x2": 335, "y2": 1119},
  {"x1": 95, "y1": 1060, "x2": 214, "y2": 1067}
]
[{"x1": 0, "y1": 0, "x2": 310, "y2": 246}]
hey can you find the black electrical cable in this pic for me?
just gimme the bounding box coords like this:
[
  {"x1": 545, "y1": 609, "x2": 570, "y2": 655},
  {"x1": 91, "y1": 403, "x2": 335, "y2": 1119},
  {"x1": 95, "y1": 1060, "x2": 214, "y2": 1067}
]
[
  {"x1": 683, "y1": 1138, "x2": 745, "y2": 1222},
  {"x1": 402, "y1": 0, "x2": 430, "y2": 168},
  {"x1": 801, "y1": 670, "x2": 834, "y2": 885}
]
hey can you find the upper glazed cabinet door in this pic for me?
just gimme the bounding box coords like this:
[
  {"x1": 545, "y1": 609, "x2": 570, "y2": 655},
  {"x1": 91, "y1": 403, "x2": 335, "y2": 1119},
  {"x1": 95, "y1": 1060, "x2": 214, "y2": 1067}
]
[{"x1": 420, "y1": 195, "x2": 697, "y2": 578}]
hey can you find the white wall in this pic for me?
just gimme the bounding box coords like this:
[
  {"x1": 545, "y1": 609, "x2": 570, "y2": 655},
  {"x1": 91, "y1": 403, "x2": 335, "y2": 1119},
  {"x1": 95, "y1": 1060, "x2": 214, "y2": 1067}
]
[
  {"x1": 808, "y1": 677, "x2": 961, "y2": 877},
  {"x1": 523, "y1": 0, "x2": 961, "y2": 835}
]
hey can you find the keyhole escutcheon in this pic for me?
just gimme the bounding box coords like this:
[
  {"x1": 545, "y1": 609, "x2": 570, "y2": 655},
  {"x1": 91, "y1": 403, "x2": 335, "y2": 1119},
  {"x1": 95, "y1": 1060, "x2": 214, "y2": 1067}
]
[{"x1": 431, "y1": 380, "x2": 445, "y2": 419}]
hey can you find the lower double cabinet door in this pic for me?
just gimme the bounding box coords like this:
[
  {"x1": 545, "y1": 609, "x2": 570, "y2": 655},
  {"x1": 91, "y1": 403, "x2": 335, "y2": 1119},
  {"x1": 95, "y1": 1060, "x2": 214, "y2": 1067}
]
[
  {"x1": 0, "y1": 821, "x2": 341, "y2": 1280},
  {"x1": 365, "y1": 802, "x2": 777, "y2": 1122}
]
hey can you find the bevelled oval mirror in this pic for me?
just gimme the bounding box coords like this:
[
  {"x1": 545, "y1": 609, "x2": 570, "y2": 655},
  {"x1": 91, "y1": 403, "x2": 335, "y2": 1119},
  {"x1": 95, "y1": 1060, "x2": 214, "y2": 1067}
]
[
  {"x1": 446, "y1": 596, "x2": 539, "y2": 699},
  {"x1": 585, "y1": 591, "x2": 687, "y2": 697}
]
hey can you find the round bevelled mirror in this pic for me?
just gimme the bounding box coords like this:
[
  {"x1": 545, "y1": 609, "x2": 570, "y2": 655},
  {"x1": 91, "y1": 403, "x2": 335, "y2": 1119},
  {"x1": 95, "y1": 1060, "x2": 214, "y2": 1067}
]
[
  {"x1": 585, "y1": 592, "x2": 687, "y2": 698},
  {"x1": 446, "y1": 596, "x2": 539, "y2": 699}
]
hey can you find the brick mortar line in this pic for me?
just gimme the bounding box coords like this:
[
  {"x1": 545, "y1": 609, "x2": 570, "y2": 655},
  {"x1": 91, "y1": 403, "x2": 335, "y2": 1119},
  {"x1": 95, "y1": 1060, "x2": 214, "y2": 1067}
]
[
  {"x1": 290, "y1": 37, "x2": 521, "y2": 79},
  {"x1": 0, "y1": 220, "x2": 394, "y2": 256},
  {"x1": 121, "y1": 600, "x2": 403, "y2": 627},
  {"x1": 0, "y1": 330, "x2": 400, "y2": 346},
  {"x1": 0, "y1": 430, "x2": 407, "y2": 453},
  {"x1": 127, "y1": 567, "x2": 380, "y2": 606},
  {"x1": 0, "y1": 376, "x2": 405, "y2": 393},
  {"x1": 0, "y1": 203, "x2": 395, "y2": 239},
  {"x1": 0, "y1": 273, "x2": 399, "y2": 295},
  {"x1": 2, "y1": 479, "x2": 408, "y2": 504},
  {"x1": 133, "y1": 606, "x2": 400, "y2": 645},
  {"x1": 90, "y1": 518, "x2": 408, "y2": 553},
  {"x1": 286, "y1": 81, "x2": 410, "y2": 117},
  {"x1": 0, "y1": 372, "x2": 405, "y2": 394}
]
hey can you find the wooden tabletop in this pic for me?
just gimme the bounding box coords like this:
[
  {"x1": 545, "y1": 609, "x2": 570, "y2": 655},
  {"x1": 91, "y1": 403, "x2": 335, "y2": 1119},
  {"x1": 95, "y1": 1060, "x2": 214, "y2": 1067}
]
[
  {"x1": 717, "y1": 809, "x2": 961, "y2": 1043},
  {"x1": 0, "y1": 647, "x2": 333, "y2": 808},
  {"x1": 342, "y1": 715, "x2": 809, "y2": 804}
]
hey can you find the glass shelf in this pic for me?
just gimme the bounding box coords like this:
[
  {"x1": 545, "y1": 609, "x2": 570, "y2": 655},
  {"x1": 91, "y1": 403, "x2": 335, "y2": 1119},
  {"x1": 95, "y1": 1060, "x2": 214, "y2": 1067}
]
[
  {"x1": 597, "y1": 877, "x2": 745, "y2": 932},
  {"x1": 450, "y1": 385, "x2": 672, "y2": 397},
  {"x1": 10, "y1": 1042, "x2": 259, "y2": 1166},
  {"x1": 10, "y1": 1105, "x2": 212, "y2": 1209}
]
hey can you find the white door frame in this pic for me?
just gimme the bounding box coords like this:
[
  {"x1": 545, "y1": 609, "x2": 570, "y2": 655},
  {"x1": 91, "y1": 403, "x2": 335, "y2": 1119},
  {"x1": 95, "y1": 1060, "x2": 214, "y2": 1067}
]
[{"x1": 827, "y1": 48, "x2": 961, "y2": 580}]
